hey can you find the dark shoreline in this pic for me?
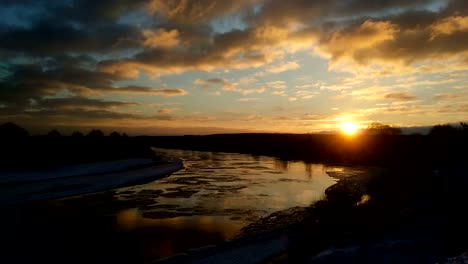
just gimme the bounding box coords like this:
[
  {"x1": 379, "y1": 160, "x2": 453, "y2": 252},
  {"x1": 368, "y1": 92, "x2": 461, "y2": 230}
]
[{"x1": 248, "y1": 166, "x2": 468, "y2": 263}]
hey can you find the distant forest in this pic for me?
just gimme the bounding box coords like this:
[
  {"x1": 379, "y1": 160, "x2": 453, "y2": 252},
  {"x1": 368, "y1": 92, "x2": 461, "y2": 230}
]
[
  {"x1": 0, "y1": 122, "x2": 152, "y2": 171},
  {"x1": 1, "y1": 122, "x2": 467, "y2": 171}
]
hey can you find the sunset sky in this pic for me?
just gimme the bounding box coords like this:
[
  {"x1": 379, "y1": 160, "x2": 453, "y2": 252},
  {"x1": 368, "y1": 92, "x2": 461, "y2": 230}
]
[{"x1": 1, "y1": 0, "x2": 467, "y2": 135}]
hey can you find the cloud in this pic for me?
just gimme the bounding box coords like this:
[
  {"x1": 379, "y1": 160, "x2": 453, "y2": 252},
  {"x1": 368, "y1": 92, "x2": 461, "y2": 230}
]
[
  {"x1": 97, "y1": 23, "x2": 318, "y2": 78},
  {"x1": 267, "y1": 61, "x2": 300, "y2": 73},
  {"x1": 431, "y1": 16, "x2": 468, "y2": 38},
  {"x1": 315, "y1": 14, "x2": 468, "y2": 73},
  {"x1": 272, "y1": 91, "x2": 286, "y2": 96},
  {"x1": 147, "y1": 0, "x2": 257, "y2": 23},
  {"x1": 433, "y1": 93, "x2": 463, "y2": 100},
  {"x1": 37, "y1": 97, "x2": 137, "y2": 110},
  {"x1": 384, "y1": 92, "x2": 417, "y2": 101},
  {"x1": 158, "y1": 108, "x2": 177, "y2": 114},
  {"x1": 224, "y1": 86, "x2": 265, "y2": 95},
  {"x1": 3, "y1": 0, "x2": 465, "y2": 78},
  {"x1": 317, "y1": 20, "x2": 399, "y2": 65},
  {"x1": 104, "y1": 86, "x2": 187, "y2": 96},
  {"x1": 0, "y1": 20, "x2": 141, "y2": 55},
  {"x1": 294, "y1": 90, "x2": 318, "y2": 100},
  {"x1": 0, "y1": 65, "x2": 184, "y2": 108},
  {"x1": 143, "y1": 29, "x2": 180, "y2": 48},
  {"x1": 266, "y1": 81, "x2": 287, "y2": 89},
  {"x1": 194, "y1": 78, "x2": 231, "y2": 89},
  {"x1": 237, "y1": 97, "x2": 258, "y2": 102},
  {"x1": 194, "y1": 77, "x2": 267, "y2": 95}
]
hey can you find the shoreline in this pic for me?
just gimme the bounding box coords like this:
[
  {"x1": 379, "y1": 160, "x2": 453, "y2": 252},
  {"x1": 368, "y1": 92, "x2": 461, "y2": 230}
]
[{"x1": 0, "y1": 156, "x2": 184, "y2": 207}]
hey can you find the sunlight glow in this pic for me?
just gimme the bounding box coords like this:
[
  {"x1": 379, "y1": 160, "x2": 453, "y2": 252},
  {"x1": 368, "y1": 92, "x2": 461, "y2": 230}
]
[{"x1": 341, "y1": 122, "x2": 359, "y2": 135}]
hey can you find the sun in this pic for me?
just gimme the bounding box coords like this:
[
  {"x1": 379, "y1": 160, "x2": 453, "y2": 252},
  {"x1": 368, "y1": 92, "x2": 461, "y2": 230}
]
[{"x1": 341, "y1": 122, "x2": 359, "y2": 135}]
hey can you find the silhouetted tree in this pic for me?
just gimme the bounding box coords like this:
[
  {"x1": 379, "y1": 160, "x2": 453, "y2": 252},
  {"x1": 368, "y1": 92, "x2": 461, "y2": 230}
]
[
  {"x1": 87, "y1": 129, "x2": 104, "y2": 137},
  {"x1": 460, "y1": 122, "x2": 468, "y2": 135},
  {"x1": 429, "y1": 124, "x2": 457, "y2": 137},
  {"x1": 122, "y1": 133, "x2": 129, "y2": 137},
  {"x1": 109, "y1": 131, "x2": 121, "y2": 137},
  {"x1": 0, "y1": 122, "x2": 29, "y2": 137},
  {"x1": 365, "y1": 122, "x2": 401, "y2": 135},
  {"x1": 71, "y1": 131, "x2": 84, "y2": 137},
  {"x1": 47, "y1": 129, "x2": 62, "y2": 137}
]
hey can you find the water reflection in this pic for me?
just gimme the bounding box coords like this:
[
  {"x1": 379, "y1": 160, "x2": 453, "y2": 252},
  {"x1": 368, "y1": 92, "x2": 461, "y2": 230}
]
[
  {"x1": 274, "y1": 159, "x2": 289, "y2": 171},
  {"x1": 116, "y1": 208, "x2": 241, "y2": 239},
  {"x1": 116, "y1": 149, "x2": 340, "y2": 226},
  {"x1": 305, "y1": 163, "x2": 312, "y2": 179},
  {"x1": 115, "y1": 208, "x2": 240, "y2": 260}
]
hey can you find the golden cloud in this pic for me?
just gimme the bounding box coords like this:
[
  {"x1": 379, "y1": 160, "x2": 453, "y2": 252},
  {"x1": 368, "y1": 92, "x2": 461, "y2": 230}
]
[
  {"x1": 431, "y1": 16, "x2": 468, "y2": 38},
  {"x1": 143, "y1": 29, "x2": 180, "y2": 48},
  {"x1": 317, "y1": 20, "x2": 398, "y2": 64}
]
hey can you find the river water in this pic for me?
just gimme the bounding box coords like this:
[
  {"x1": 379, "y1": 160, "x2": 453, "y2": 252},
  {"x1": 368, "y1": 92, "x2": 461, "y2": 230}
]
[{"x1": 1, "y1": 149, "x2": 356, "y2": 263}]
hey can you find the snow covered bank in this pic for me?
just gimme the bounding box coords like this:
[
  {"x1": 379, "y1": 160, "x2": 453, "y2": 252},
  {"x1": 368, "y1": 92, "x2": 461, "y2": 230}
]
[
  {"x1": 0, "y1": 158, "x2": 156, "y2": 183},
  {"x1": 0, "y1": 157, "x2": 183, "y2": 206}
]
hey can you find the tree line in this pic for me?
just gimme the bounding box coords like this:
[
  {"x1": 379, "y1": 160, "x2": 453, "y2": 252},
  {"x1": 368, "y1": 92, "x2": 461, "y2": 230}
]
[{"x1": 0, "y1": 122, "x2": 128, "y2": 138}]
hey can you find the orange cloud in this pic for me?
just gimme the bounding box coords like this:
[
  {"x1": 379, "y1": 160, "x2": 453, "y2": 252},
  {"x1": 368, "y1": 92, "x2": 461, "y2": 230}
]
[
  {"x1": 143, "y1": 29, "x2": 180, "y2": 48},
  {"x1": 431, "y1": 16, "x2": 468, "y2": 38},
  {"x1": 317, "y1": 20, "x2": 398, "y2": 66}
]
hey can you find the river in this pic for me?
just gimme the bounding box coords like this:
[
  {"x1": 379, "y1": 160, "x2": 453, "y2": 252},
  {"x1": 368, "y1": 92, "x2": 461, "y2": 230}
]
[{"x1": 1, "y1": 148, "x2": 359, "y2": 263}]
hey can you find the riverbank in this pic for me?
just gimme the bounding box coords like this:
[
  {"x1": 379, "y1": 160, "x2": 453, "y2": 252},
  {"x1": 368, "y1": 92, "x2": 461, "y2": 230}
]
[{"x1": 0, "y1": 156, "x2": 183, "y2": 206}]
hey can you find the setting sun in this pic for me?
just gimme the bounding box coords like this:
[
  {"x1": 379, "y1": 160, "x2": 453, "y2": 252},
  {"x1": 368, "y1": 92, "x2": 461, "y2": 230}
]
[{"x1": 341, "y1": 122, "x2": 359, "y2": 135}]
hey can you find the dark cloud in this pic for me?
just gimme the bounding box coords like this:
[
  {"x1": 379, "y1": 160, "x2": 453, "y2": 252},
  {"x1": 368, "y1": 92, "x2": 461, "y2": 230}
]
[
  {"x1": 194, "y1": 78, "x2": 230, "y2": 89},
  {"x1": 37, "y1": 97, "x2": 137, "y2": 110},
  {"x1": 204, "y1": 78, "x2": 228, "y2": 85},
  {"x1": 104, "y1": 86, "x2": 187, "y2": 96},
  {"x1": 0, "y1": 55, "x2": 186, "y2": 114},
  {"x1": 382, "y1": 9, "x2": 439, "y2": 29},
  {"x1": 0, "y1": 21, "x2": 141, "y2": 55},
  {"x1": 250, "y1": 0, "x2": 438, "y2": 26},
  {"x1": 54, "y1": 0, "x2": 148, "y2": 25},
  {"x1": 147, "y1": 0, "x2": 258, "y2": 24}
]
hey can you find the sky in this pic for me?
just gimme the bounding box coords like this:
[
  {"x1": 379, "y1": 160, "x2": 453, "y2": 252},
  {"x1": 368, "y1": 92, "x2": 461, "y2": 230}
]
[{"x1": 0, "y1": 0, "x2": 467, "y2": 135}]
